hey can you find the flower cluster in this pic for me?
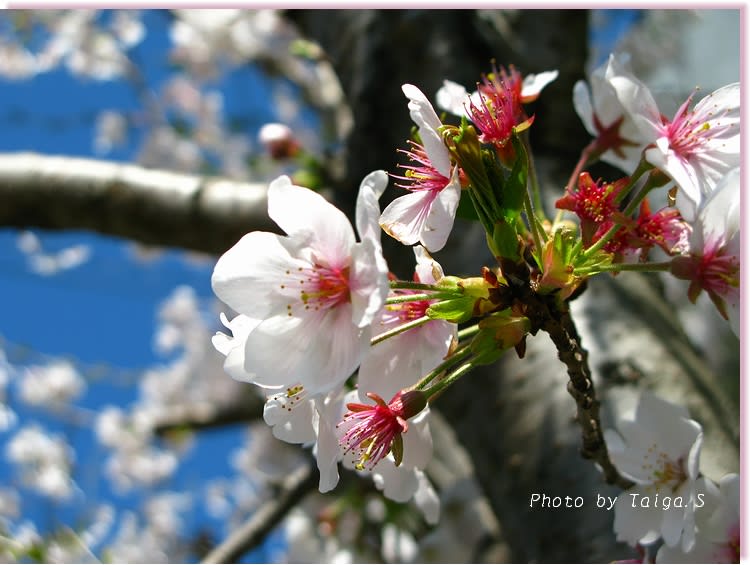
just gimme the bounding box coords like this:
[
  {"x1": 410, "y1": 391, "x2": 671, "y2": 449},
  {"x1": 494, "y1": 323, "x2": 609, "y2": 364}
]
[{"x1": 211, "y1": 52, "x2": 740, "y2": 555}]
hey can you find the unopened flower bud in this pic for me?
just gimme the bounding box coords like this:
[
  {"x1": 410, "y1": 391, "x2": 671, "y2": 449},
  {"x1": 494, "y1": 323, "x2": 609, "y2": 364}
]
[{"x1": 258, "y1": 123, "x2": 300, "y2": 160}]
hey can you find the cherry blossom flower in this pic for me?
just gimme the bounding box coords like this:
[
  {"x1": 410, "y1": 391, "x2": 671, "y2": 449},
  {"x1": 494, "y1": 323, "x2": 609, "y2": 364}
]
[
  {"x1": 656, "y1": 474, "x2": 739, "y2": 563},
  {"x1": 605, "y1": 393, "x2": 704, "y2": 552},
  {"x1": 606, "y1": 64, "x2": 740, "y2": 219},
  {"x1": 212, "y1": 171, "x2": 390, "y2": 395},
  {"x1": 338, "y1": 389, "x2": 427, "y2": 470},
  {"x1": 556, "y1": 172, "x2": 629, "y2": 246},
  {"x1": 629, "y1": 199, "x2": 691, "y2": 258},
  {"x1": 379, "y1": 84, "x2": 461, "y2": 252},
  {"x1": 437, "y1": 67, "x2": 558, "y2": 118},
  {"x1": 358, "y1": 246, "x2": 457, "y2": 401},
  {"x1": 671, "y1": 168, "x2": 739, "y2": 336},
  {"x1": 18, "y1": 360, "x2": 86, "y2": 409},
  {"x1": 6, "y1": 425, "x2": 76, "y2": 500},
  {"x1": 572, "y1": 53, "x2": 649, "y2": 172}
]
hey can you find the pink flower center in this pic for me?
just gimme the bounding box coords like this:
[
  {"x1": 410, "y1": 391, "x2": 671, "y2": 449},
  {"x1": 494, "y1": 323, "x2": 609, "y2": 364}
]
[
  {"x1": 281, "y1": 263, "x2": 351, "y2": 316},
  {"x1": 387, "y1": 294, "x2": 430, "y2": 323},
  {"x1": 392, "y1": 142, "x2": 451, "y2": 193},
  {"x1": 338, "y1": 392, "x2": 409, "y2": 470},
  {"x1": 338, "y1": 390, "x2": 427, "y2": 470},
  {"x1": 642, "y1": 443, "x2": 687, "y2": 492},
  {"x1": 659, "y1": 91, "x2": 733, "y2": 159},
  {"x1": 693, "y1": 238, "x2": 739, "y2": 297}
]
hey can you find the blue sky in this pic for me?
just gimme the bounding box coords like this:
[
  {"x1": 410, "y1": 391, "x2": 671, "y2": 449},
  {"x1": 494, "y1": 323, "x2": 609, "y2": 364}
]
[{"x1": 0, "y1": 10, "x2": 282, "y2": 561}]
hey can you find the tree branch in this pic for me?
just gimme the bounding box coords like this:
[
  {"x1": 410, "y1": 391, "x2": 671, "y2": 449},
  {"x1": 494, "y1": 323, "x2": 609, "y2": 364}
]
[
  {"x1": 201, "y1": 463, "x2": 317, "y2": 564},
  {"x1": 0, "y1": 152, "x2": 276, "y2": 254},
  {"x1": 151, "y1": 395, "x2": 265, "y2": 437}
]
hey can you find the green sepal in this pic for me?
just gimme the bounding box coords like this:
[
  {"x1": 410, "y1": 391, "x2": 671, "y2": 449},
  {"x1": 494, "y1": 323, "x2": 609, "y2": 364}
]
[
  {"x1": 469, "y1": 328, "x2": 508, "y2": 366},
  {"x1": 426, "y1": 296, "x2": 476, "y2": 324},
  {"x1": 471, "y1": 309, "x2": 531, "y2": 365},
  {"x1": 391, "y1": 433, "x2": 404, "y2": 467},
  {"x1": 489, "y1": 218, "x2": 520, "y2": 261},
  {"x1": 501, "y1": 133, "x2": 529, "y2": 219}
]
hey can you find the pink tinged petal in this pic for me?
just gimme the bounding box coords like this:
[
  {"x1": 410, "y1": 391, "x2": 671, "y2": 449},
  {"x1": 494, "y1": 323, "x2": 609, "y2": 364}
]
[
  {"x1": 520, "y1": 69, "x2": 558, "y2": 101},
  {"x1": 211, "y1": 231, "x2": 310, "y2": 317},
  {"x1": 349, "y1": 237, "x2": 389, "y2": 328},
  {"x1": 419, "y1": 166, "x2": 462, "y2": 252},
  {"x1": 355, "y1": 170, "x2": 389, "y2": 245},
  {"x1": 402, "y1": 84, "x2": 451, "y2": 177},
  {"x1": 267, "y1": 175, "x2": 355, "y2": 264},
  {"x1": 436, "y1": 79, "x2": 470, "y2": 117},
  {"x1": 380, "y1": 189, "x2": 439, "y2": 246},
  {"x1": 613, "y1": 486, "x2": 663, "y2": 546}
]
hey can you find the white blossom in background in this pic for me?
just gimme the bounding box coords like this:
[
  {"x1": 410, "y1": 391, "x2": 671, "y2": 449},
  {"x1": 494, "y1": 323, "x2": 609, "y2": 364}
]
[
  {"x1": 0, "y1": 44, "x2": 38, "y2": 79},
  {"x1": 16, "y1": 230, "x2": 92, "y2": 276},
  {"x1": 231, "y1": 422, "x2": 308, "y2": 483},
  {"x1": 6, "y1": 425, "x2": 75, "y2": 500},
  {"x1": 169, "y1": 10, "x2": 290, "y2": 79},
  {"x1": 9, "y1": 10, "x2": 146, "y2": 80},
  {"x1": 94, "y1": 110, "x2": 128, "y2": 154},
  {"x1": 572, "y1": 53, "x2": 649, "y2": 172},
  {"x1": 605, "y1": 393, "x2": 704, "y2": 552},
  {"x1": 0, "y1": 351, "x2": 17, "y2": 431},
  {"x1": 381, "y1": 522, "x2": 419, "y2": 563},
  {"x1": 18, "y1": 360, "x2": 86, "y2": 409},
  {"x1": 0, "y1": 487, "x2": 20, "y2": 524}
]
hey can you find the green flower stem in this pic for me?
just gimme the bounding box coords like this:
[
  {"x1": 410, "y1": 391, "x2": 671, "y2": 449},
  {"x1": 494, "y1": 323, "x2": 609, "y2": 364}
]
[
  {"x1": 565, "y1": 139, "x2": 599, "y2": 195},
  {"x1": 422, "y1": 357, "x2": 477, "y2": 400},
  {"x1": 613, "y1": 157, "x2": 653, "y2": 205},
  {"x1": 457, "y1": 323, "x2": 480, "y2": 341},
  {"x1": 522, "y1": 133, "x2": 546, "y2": 221},
  {"x1": 524, "y1": 189, "x2": 545, "y2": 266},
  {"x1": 370, "y1": 315, "x2": 432, "y2": 346},
  {"x1": 413, "y1": 343, "x2": 473, "y2": 392},
  {"x1": 389, "y1": 280, "x2": 442, "y2": 292},
  {"x1": 574, "y1": 260, "x2": 673, "y2": 277},
  {"x1": 385, "y1": 293, "x2": 455, "y2": 305}
]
